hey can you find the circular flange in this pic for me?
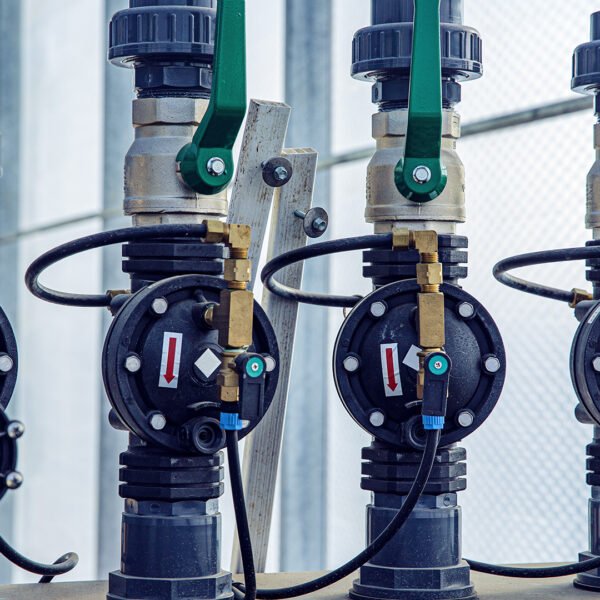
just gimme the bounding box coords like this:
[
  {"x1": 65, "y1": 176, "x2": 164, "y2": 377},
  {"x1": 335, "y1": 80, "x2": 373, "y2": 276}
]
[
  {"x1": 103, "y1": 275, "x2": 279, "y2": 453},
  {"x1": 333, "y1": 281, "x2": 506, "y2": 449},
  {"x1": 571, "y1": 301, "x2": 600, "y2": 425},
  {"x1": 0, "y1": 307, "x2": 18, "y2": 410}
]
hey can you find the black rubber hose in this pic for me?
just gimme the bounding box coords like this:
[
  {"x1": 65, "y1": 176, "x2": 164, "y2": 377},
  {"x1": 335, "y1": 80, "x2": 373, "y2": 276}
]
[
  {"x1": 0, "y1": 535, "x2": 78, "y2": 577},
  {"x1": 467, "y1": 557, "x2": 600, "y2": 578},
  {"x1": 39, "y1": 553, "x2": 78, "y2": 583},
  {"x1": 25, "y1": 224, "x2": 209, "y2": 308},
  {"x1": 227, "y1": 430, "x2": 257, "y2": 600},
  {"x1": 260, "y1": 234, "x2": 393, "y2": 308},
  {"x1": 493, "y1": 246, "x2": 600, "y2": 304},
  {"x1": 233, "y1": 429, "x2": 441, "y2": 599}
]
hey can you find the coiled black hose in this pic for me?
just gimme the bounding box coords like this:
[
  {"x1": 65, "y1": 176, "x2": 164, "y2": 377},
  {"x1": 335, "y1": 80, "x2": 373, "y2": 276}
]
[
  {"x1": 493, "y1": 246, "x2": 600, "y2": 304},
  {"x1": 232, "y1": 430, "x2": 441, "y2": 599},
  {"x1": 261, "y1": 234, "x2": 393, "y2": 308},
  {"x1": 25, "y1": 224, "x2": 209, "y2": 307}
]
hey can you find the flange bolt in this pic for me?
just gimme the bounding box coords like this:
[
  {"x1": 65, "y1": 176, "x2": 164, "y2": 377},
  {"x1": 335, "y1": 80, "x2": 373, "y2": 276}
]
[
  {"x1": 0, "y1": 354, "x2": 14, "y2": 373},
  {"x1": 5, "y1": 471, "x2": 23, "y2": 490},
  {"x1": 125, "y1": 354, "x2": 142, "y2": 373},
  {"x1": 151, "y1": 297, "x2": 169, "y2": 315},
  {"x1": 149, "y1": 412, "x2": 167, "y2": 431},
  {"x1": 6, "y1": 421, "x2": 24, "y2": 440}
]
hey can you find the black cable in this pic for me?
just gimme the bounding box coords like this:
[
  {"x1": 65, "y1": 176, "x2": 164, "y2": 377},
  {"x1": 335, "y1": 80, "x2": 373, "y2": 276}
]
[
  {"x1": 0, "y1": 535, "x2": 78, "y2": 577},
  {"x1": 25, "y1": 224, "x2": 209, "y2": 308},
  {"x1": 226, "y1": 429, "x2": 257, "y2": 600},
  {"x1": 38, "y1": 553, "x2": 78, "y2": 583},
  {"x1": 233, "y1": 429, "x2": 441, "y2": 599},
  {"x1": 493, "y1": 246, "x2": 600, "y2": 304},
  {"x1": 260, "y1": 233, "x2": 393, "y2": 308},
  {"x1": 466, "y1": 557, "x2": 600, "y2": 579}
]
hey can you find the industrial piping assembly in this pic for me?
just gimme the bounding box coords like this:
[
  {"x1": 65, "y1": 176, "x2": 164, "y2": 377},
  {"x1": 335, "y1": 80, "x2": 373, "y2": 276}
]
[{"x1": 7, "y1": 1, "x2": 600, "y2": 599}]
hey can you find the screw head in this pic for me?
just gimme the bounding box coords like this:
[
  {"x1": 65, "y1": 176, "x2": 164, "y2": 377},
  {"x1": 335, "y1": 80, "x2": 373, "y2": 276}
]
[
  {"x1": 370, "y1": 301, "x2": 387, "y2": 318},
  {"x1": 457, "y1": 410, "x2": 475, "y2": 428},
  {"x1": 412, "y1": 166, "x2": 432, "y2": 185},
  {"x1": 458, "y1": 302, "x2": 475, "y2": 319},
  {"x1": 264, "y1": 355, "x2": 277, "y2": 373},
  {"x1": 151, "y1": 297, "x2": 169, "y2": 315},
  {"x1": 483, "y1": 355, "x2": 501, "y2": 374},
  {"x1": 206, "y1": 157, "x2": 226, "y2": 177},
  {"x1": 5, "y1": 471, "x2": 23, "y2": 490},
  {"x1": 149, "y1": 413, "x2": 167, "y2": 431},
  {"x1": 0, "y1": 354, "x2": 14, "y2": 373},
  {"x1": 312, "y1": 218, "x2": 327, "y2": 233},
  {"x1": 369, "y1": 410, "x2": 386, "y2": 427},
  {"x1": 274, "y1": 166, "x2": 289, "y2": 182},
  {"x1": 125, "y1": 354, "x2": 142, "y2": 373},
  {"x1": 343, "y1": 356, "x2": 360, "y2": 373},
  {"x1": 593, "y1": 357, "x2": 600, "y2": 373},
  {"x1": 6, "y1": 421, "x2": 24, "y2": 439}
]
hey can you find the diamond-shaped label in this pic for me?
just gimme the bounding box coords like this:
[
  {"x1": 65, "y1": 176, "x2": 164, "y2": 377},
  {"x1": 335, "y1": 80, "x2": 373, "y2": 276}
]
[{"x1": 195, "y1": 349, "x2": 221, "y2": 379}]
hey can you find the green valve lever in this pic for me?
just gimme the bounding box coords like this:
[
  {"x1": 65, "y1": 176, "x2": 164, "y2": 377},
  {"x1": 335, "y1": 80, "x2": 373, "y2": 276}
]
[
  {"x1": 177, "y1": 0, "x2": 247, "y2": 196},
  {"x1": 394, "y1": 0, "x2": 447, "y2": 203}
]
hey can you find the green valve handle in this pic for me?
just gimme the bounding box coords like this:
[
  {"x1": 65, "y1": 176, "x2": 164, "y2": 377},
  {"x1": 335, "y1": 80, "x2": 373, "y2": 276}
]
[
  {"x1": 394, "y1": 0, "x2": 447, "y2": 203},
  {"x1": 177, "y1": 0, "x2": 247, "y2": 196}
]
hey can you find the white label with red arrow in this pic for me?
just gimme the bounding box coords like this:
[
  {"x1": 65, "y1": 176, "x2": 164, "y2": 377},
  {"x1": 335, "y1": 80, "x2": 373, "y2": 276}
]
[
  {"x1": 380, "y1": 343, "x2": 402, "y2": 397},
  {"x1": 158, "y1": 332, "x2": 183, "y2": 389}
]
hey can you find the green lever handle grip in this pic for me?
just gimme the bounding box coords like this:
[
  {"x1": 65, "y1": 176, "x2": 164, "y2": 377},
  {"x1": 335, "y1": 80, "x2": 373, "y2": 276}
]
[
  {"x1": 394, "y1": 0, "x2": 447, "y2": 203},
  {"x1": 177, "y1": 0, "x2": 247, "y2": 196}
]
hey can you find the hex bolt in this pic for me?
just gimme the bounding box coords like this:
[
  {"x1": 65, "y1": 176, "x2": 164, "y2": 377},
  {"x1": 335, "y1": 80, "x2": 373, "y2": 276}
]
[
  {"x1": 151, "y1": 297, "x2": 169, "y2": 315},
  {"x1": 125, "y1": 354, "x2": 142, "y2": 373},
  {"x1": 483, "y1": 355, "x2": 502, "y2": 374},
  {"x1": 5, "y1": 471, "x2": 23, "y2": 490},
  {"x1": 457, "y1": 410, "x2": 475, "y2": 428},
  {"x1": 370, "y1": 301, "x2": 387, "y2": 318},
  {"x1": 264, "y1": 355, "x2": 277, "y2": 373},
  {"x1": 593, "y1": 356, "x2": 600, "y2": 373},
  {"x1": 343, "y1": 356, "x2": 360, "y2": 373},
  {"x1": 412, "y1": 166, "x2": 432, "y2": 185},
  {"x1": 312, "y1": 218, "x2": 327, "y2": 233},
  {"x1": 369, "y1": 410, "x2": 386, "y2": 427},
  {"x1": 458, "y1": 302, "x2": 475, "y2": 319},
  {"x1": 274, "y1": 166, "x2": 289, "y2": 182},
  {"x1": 206, "y1": 157, "x2": 226, "y2": 177},
  {"x1": 149, "y1": 412, "x2": 167, "y2": 431},
  {"x1": 6, "y1": 421, "x2": 25, "y2": 440},
  {"x1": 0, "y1": 353, "x2": 14, "y2": 373}
]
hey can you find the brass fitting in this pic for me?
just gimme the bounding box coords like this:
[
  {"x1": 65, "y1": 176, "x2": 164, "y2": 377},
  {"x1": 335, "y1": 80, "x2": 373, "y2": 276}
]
[
  {"x1": 205, "y1": 220, "x2": 255, "y2": 406},
  {"x1": 202, "y1": 220, "x2": 251, "y2": 259},
  {"x1": 393, "y1": 228, "x2": 446, "y2": 399},
  {"x1": 212, "y1": 289, "x2": 254, "y2": 349},
  {"x1": 217, "y1": 353, "x2": 240, "y2": 403},
  {"x1": 570, "y1": 288, "x2": 593, "y2": 308},
  {"x1": 224, "y1": 258, "x2": 252, "y2": 287}
]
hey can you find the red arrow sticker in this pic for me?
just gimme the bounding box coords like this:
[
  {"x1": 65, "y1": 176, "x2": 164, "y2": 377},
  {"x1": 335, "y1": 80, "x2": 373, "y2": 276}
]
[
  {"x1": 159, "y1": 332, "x2": 183, "y2": 389},
  {"x1": 380, "y1": 343, "x2": 402, "y2": 397}
]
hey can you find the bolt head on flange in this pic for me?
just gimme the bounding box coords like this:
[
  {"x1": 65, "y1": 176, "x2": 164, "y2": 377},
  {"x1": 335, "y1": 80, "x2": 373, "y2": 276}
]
[
  {"x1": 6, "y1": 421, "x2": 24, "y2": 440},
  {"x1": 5, "y1": 471, "x2": 23, "y2": 490}
]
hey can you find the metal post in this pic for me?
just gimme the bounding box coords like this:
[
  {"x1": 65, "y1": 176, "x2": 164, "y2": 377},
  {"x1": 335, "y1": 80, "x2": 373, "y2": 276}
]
[
  {"x1": 281, "y1": 0, "x2": 332, "y2": 571},
  {"x1": 0, "y1": 0, "x2": 22, "y2": 583},
  {"x1": 97, "y1": 0, "x2": 132, "y2": 578}
]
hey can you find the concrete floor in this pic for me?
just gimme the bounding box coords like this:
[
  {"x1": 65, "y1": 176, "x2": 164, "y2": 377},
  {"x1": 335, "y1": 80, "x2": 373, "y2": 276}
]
[{"x1": 0, "y1": 571, "x2": 596, "y2": 599}]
